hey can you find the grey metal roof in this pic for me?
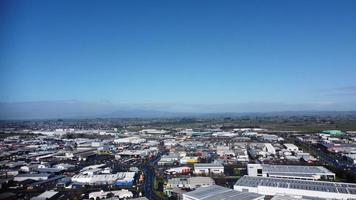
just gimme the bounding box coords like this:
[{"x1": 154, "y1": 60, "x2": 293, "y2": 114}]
[
  {"x1": 268, "y1": 172, "x2": 315, "y2": 178},
  {"x1": 194, "y1": 163, "x2": 223, "y2": 168},
  {"x1": 271, "y1": 195, "x2": 327, "y2": 200},
  {"x1": 183, "y1": 185, "x2": 263, "y2": 200},
  {"x1": 16, "y1": 173, "x2": 50, "y2": 177},
  {"x1": 235, "y1": 176, "x2": 356, "y2": 194},
  {"x1": 262, "y1": 165, "x2": 332, "y2": 174}
]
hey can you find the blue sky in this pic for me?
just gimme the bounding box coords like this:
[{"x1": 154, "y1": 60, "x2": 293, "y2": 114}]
[{"x1": 1, "y1": 0, "x2": 356, "y2": 113}]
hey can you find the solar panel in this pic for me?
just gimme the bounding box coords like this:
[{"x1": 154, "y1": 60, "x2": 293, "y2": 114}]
[
  {"x1": 349, "y1": 189, "x2": 356, "y2": 194},
  {"x1": 279, "y1": 183, "x2": 288, "y2": 188},
  {"x1": 337, "y1": 187, "x2": 347, "y2": 193},
  {"x1": 235, "y1": 175, "x2": 356, "y2": 195}
]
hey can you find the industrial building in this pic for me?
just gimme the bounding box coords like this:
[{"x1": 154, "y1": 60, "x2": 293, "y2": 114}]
[
  {"x1": 71, "y1": 172, "x2": 135, "y2": 186},
  {"x1": 271, "y1": 194, "x2": 326, "y2": 200},
  {"x1": 283, "y1": 144, "x2": 299, "y2": 152},
  {"x1": 345, "y1": 154, "x2": 356, "y2": 164},
  {"x1": 180, "y1": 156, "x2": 199, "y2": 164},
  {"x1": 158, "y1": 154, "x2": 180, "y2": 166},
  {"x1": 88, "y1": 189, "x2": 133, "y2": 199},
  {"x1": 247, "y1": 164, "x2": 335, "y2": 180},
  {"x1": 30, "y1": 190, "x2": 59, "y2": 200},
  {"x1": 164, "y1": 176, "x2": 215, "y2": 197},
  {"x1": 14, "y1": 173, "x2": 50, "y2": 182},
  {"x1": 321, "y1": 130, "x2": 345, "y2": 136},
  {"x1": 165, "y1": 166, "x2": 192, "y2": 175},
  {"x1": 194, "y1": 163, "x2": 224, "y2": 175},
  {"x1": 114, "y1": 136, "x2": 146, "y2": 144},
  {"x1": 264, "y1": 143, "x2": 276, "y2": 155},
  {"x1": 234, "y1": 176, "x2": 356, "y2": 200},
  {"x1": 183, "y1": 185, "x2": 264, "y2": 200}
]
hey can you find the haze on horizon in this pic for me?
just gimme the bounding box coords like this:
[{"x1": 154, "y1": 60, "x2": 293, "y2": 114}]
[{"x1": 1, "y1": 0, "x2": 356, "y2": 119}]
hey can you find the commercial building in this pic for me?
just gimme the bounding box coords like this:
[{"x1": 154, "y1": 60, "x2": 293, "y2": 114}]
[
  {"x1": 260, "y1": 134, "x2": 280, "y2": 142},
  {"x1": 114, "y1": 136, "x2": 146, "y2": 144},
  {"x1": 212, "y1": 132, "x2": 238, "y2": 137},
  {"x1": 194, "y1": 163, "x2": 224, "y2": 175},
  {"x1": 14, "y1": 173, "x2": 50, "y2": 182},
  {"x1": 180, "y1": 156, "x2": 199, "y2": 164},
  {"x1": 30, "y1": 190, "x2": 59, "y2": 200},
  {"x1": 345, "y1": 154, "x2": 356, "y2": 164},
  {"x1": 165, "y1": 166, "x2": 192, "y2": 175},
  {"x1": 183, "y1": 185, "x2": 264, "y2": 200},
  {"x1": 284, "y1": 144, "x2": 299, "y2": 152},
  {"x1": 158, "y1": 154, "x2": 180, "y2": 166},
  {"x1": 164, "y1": 176, "x2": 215, "y2": 196},
  {"x1": 140, "y1": 129, "x2": 167, "y2": 134},
  {"x1": 88, "y1": 189, "x2": 133, "y2": 199},
  {"x1": 271, "y1": 194, "x2": 326, "y2": 200},
  {"x1": 217, "y1": 146, "x2": 232, "y2": 156},
  {"x1": 71, "y1": 172, "x2": 135, "y2": 186},
  {"x1": 264, "y1": 143, "x2": 276, "y2": 155},
  {"x1": 234, "y1": 176, "x2": 356, "y2": 200},
  {"x1": 321, "y1": 130, "x2": 345, "y2": 136},
  {"x1": 118, "y1": 149, "x2": 152, "y2": 158},
  {"x1": 322, "y1": 143, "x2": 356, "y2": 154},
  {"x1": 247, "y1": 164, "x2": 335, "y2": 181},
  {"x1": 236, "y1": 149, "x2": 250, "y2": 162}
]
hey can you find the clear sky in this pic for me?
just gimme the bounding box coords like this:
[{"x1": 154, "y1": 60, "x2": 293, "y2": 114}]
[{"x1": 1, "y1": 0, "x2": 356, "y2": 113}]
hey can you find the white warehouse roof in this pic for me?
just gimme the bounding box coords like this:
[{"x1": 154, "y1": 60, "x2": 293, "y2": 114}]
[
  {"x1": 183, "y1": 185, "x2": 263, "y2": 200},
  {"x1": 234, "y1": 176, "x2": 356, "y2": 200}
]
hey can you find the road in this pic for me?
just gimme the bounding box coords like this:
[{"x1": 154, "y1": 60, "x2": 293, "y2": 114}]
[
  {"x1": 143, "y1": 152, "x2": 165, "y2": 200},
  {"x1": 292, "y1": 137, "x2": 356, "y2": 173}
]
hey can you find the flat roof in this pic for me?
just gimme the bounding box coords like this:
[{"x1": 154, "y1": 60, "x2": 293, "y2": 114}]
[
  {"x1": 235, "y1": 176, "x2": 356, "y2": 194},
  {"x1": 194, "y1": 163, "x2": 223, "y2": 168},
  {"x1": 271, "y1": 195, "x2": 326, "y2": 200},
  {"x1": 262, "y1": 165, "x2": 333, "y2": 174},
  {"x1": 72, "y1": 172, "x2": 135, "y2": 182},
  {"x1": 16, "y1": 173, "x2": 50, "y2": 177},
  {"x1": 30, "y1": 190, "x2": 58, "y2": 200},
  {"x1": 184, "y1": 185, "x2": 263, "y2": 200},
  {"x1": 267, "y1": 172, "x2": 315, "y2": 178},
  {"x1": 284, "y1": 143, "x2": 298, "y2": 148}
]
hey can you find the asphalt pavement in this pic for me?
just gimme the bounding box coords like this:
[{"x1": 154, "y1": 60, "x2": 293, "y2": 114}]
[{"x1": 143, "y1": 152, "x2": 165, "y2": 200}]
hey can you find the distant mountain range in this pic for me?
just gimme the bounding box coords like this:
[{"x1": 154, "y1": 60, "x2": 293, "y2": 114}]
[
  {"x1": 1, "y1": 101, "x2": 356, "y2": 120},
  {"x1": 0, "y1": 101, "x2": 191, "y2": 120}
]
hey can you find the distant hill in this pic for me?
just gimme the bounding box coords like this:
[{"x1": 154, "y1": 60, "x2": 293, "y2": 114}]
[
  {"x1": 0, "y1": 101, "x2": 194, "y2": 120},
  {"x1": 1, "y1": 101, "x2": 356, "y2": 120}
]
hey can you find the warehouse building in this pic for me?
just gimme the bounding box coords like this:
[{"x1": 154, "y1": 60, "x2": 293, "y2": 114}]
[
  {"x1": 158, "y1": 154, "x2": 180, "y2": 166},
  {"x1": 321, "y1": 130, "x2": 345, "y2": 136},
  {"x1": 88, "y1": 189, "x2": 133, "y2": 199},
  {"x1": 194, "y1": 163, "x2": 224, "y2": 175},
  {"x1": 234, "y1": 176, "x2": 356, "y2": 200},
  {"x1": 264, "y1": 143, "x2": 276, "y2": 155},
  {"x1": 71, "y1": 172, "x2": 135, "y2": 186},
  {"x1": 30, "y1": 190, "x2": 59, "y2": 200},
  {"x1": 183, "y1": 185, "x2": 264, "y2": 200},
  {"x1": 14, "y1": 173, "x2": 50, "y2": 182},
  {"x1": 165, "y1": 166, "x2": 192, "y2": 175},
  {"x1": 345, "y1": 154, "x2": 356, "y2": 164},
  {"x1": 180, "y1": 156, "x2": 199, "y2": 164},
  {"x1": 164, "y1": 176, "x2": 215, "y2": 197},
  {"x1": 283, "y1": 144, "x2": 299, "y2": 152},
  {"x1": 271, "y1": 194, "x2": 326, "y2": 200},
  {"x1": 247, "y1": 164, "x2": 335, "y2": 181},
  {"x1": 114, "y1": 136, "x2": 146, "y2": 144}
]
